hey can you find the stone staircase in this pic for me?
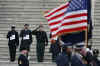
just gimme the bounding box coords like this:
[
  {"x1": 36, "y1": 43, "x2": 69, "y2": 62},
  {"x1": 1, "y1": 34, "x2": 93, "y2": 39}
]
[
  {"x1": 93, "y1": 0, "x2": 100, "y2": 51},
  {"x1": 0, "y1": 0, "x2": 67, "y2": 66},
  {"x1": 0, "y1": 0, "x2": 99, "y2": 66}
]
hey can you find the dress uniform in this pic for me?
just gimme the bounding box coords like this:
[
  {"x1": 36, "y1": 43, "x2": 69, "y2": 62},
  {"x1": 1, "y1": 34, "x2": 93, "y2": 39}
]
[
  {"x1": 18, "y1": 50, "x2": 29, "y2": 66},
  {"x1": 20, "y1": 24, "x2": 32, "y2": 57},
  {"x1": 32, "y1": 25, "x2": 48, "y2": 62},
  {"x1": 7, "y1": 25, "x2": 19, "y2": 62}
]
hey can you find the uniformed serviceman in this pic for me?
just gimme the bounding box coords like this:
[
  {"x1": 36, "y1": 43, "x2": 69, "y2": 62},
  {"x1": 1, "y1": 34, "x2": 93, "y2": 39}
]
[
  {"x1": 7, "y1": 25, "x2": 19, "y2": 62},
  {"x1": 20, "y1": 24, "x2": 33, "y2": 58},
  {"x1": 32, "y1": 24, "x2": 48, "y2": 62},
  {"x1": 56, "y1": 43, "x2": 86, "y2": 66},
  {"x1": 18, "y1": 50, "x2": 29, "y2": 66},
  {"x1": 49, "y1": 33, "x2": 61, "y2": 62},
  {"x1": 92, "y1": 49, "x2": 100, "y2": 66}
]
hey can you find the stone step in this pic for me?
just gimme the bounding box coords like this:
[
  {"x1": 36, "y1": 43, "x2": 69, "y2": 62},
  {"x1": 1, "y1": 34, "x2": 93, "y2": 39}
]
[
  {"x1": 0, "y1": 44, "x2": 51, "y2": 47},
  {"x1": 0, "y1": 62, "x2": 56, "y2": 66},
  {"x1": 0, "y1": 28, "x2": 49, "y2": 31},
  {"x1": 0, "y1": 1, "x2": 59, "y2": 6},
  {"x1": 0, "y1": 52, "x2": 52, "y2": 56},
  {"x1": 0, "y1": 57, "x2": 53, "y2": 63},
  {"x1": 0, "y1": 56, "x2": 52, "y2": 62},
  {"x1": 0, "y1": 48, "x2": 51, "y2": 52},
  {"x1": 0, "y1": 31, "x2": 50, "y2": 34},
  {"x1": 0, "y1": 41, "x2": 52, "y2": 45},
  {"x1": 0, "y1": 24, "x2": 48, "y2": 28},
  {"x1": 1, "y1": 38, "x2": 100, "y2": 43},
  {"x1": 0, "y1": 55, "x2": 52, "y2": 59},
  {"x1": 0, "y1": 47, "x2": 51, "y2": 51},
  {"x1": 1, "y1": 40, "x2": 100, "y2": 44},
  {"x1": 0, "y1": 22, "x2": 48, "y2": 27}
]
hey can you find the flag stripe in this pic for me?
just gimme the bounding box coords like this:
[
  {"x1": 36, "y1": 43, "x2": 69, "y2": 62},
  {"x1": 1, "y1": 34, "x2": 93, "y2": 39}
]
[
  {"x1": 48, "y1": 12, "x2": 64, "y2": 21},
  {"x1": 57, "y1": 26, "x2": 87, "y2": 35},
  {"x1": 64, "y1": 13, "x2": 87, "y2": 19},
  {"x1": 45, "y1": 2, "x2": 69, "y2": 17},
  {"x1": 46, "y1": 9, "x2": 66, "y2": 19},
  {"x1": 61, "y1": 20, "x2": 87, "y2": 26},
  {"x1": 51, "y1": 27, "x2": 59, "y2": 32},
  {"x1": 62, "y1": 16, "x2": 87, "y2": 24},
  {"x1": 49, "y1": 21, "x2": 61, "y2": 26},
  {"x1": 52, "y1": 26, "x2": 87, "y2": 38},
  {"x1": 63, "y1": 10, "x2": 87, "y2": 18},
  {"x1": 52, "y1": 22, "x2": 87, "y2": 35}
]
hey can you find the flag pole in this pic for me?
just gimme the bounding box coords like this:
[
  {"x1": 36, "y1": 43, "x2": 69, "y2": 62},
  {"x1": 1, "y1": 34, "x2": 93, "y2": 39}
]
[{"x1": 85, "y1": 26, "x2": 88, "y2": 48}]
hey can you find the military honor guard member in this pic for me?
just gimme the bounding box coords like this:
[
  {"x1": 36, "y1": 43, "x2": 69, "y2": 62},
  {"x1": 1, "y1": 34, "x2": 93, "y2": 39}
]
[
  {"x1": 32, "y1": 24, "x2": 48, "y2": 62},
  {"x1": 18, "y1": 50, "x2": 29, "y2": 66},
  {"x1": 7, "y1": 25, "x2": 19, "y2": 62},
  {"x1": 56, "y1": 41, "x2": 86, "y2": 66},
  {"x1": 20, "y1": 24, "x2": 33, "y2": 58},
  {"x1": 49, "y1": 33, "x2": 61, "y2": 62}
]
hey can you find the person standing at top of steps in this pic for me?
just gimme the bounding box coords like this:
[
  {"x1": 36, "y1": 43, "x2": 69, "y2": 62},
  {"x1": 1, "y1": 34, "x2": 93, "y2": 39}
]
[
  {"x1": 18, "y1": 50, "x2": 29, "y2": 66},
  {"x1": 32, "y1": 23, "x2": 48, "y2": 62},
  {"x1": 7, "y1": 25, "x2": 19, "y2": 62},
  {"x1": 20, "y1": 24, "x2": 33, "y2": 58}
]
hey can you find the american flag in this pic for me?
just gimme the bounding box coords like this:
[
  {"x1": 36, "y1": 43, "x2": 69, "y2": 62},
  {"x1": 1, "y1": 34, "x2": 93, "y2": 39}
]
[
  {"x1": 44, "y1": 2, "x2": 69, "y2": 40},
  {"x1": 44, "y1": 0, "x2": 87, "y2": 40},
  {"x1": 57, "y1": 0, "x2": 88, "y2": 35}
]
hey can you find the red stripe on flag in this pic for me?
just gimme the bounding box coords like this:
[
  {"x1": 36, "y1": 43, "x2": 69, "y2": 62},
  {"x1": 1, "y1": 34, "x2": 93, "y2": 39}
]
[
  {"x1": 45, "y1": 4, "x2": 69, "y2": 17},
  {"x1": 64, "y1": 13, "x2": 87, "y2": 19},
  {"x1": 49, "y1": 21, "x2": 61, "y2": 26},
  {"x1": 51, "y1": 27, "x2": 58, "y2": 32},
  {"x1": 61, "y1": 20, "x2": 87, "y2": 26},
  {"x1": 51, "y1": 26, "x2": 87, "y2": 38},
  {"x1": 57, "y1": 26, "x2": 87, "y2": 35},
  {"x1": 48, "y1": 13, "x2": 64, "y2": 21}
]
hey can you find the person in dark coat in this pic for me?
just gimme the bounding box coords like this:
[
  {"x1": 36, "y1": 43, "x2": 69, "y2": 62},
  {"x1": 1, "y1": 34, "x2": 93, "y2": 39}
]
[
  {"x1": 49, "y1": 33, "x2": 61, "y2": 62},
  {"x1": 20, "y1": 24, "x2": 33, "y2": 58},
  {"x1": 32, "y1": 24, "x2": 48, "y2": 62},
  {"x1": 56, "y1": 43, "x2": 86, "y2": 66},
  {"x1": 92, "y1": 49, "x2": 100, "y2": 66},
  {"x1": 7, "y1": 25, "x2": 19, "y2": 62},
  {"x1": 18, "y1": 50, "x2": 29, "y2": 66}
]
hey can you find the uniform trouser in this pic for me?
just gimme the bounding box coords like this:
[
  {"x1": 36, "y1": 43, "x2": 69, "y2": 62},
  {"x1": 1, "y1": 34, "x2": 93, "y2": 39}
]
[
  {"x1": 20, "y1": 40, "x2": 31, "y2": 58},
  {"x1": 9, "y1": 45, "x2": 16, "y2": 62},
  {"x1": 52, "y1": 53, "x2": 58, "y2": 62},
  {"x1": 36, "y1": 42, "x2": 45, "y2": 62}
]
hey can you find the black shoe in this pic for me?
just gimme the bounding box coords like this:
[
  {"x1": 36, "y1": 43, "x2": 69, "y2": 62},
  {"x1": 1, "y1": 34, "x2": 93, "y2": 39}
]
[{"x1": 10, "y1": 59, "x2": 15, "y2": 62}]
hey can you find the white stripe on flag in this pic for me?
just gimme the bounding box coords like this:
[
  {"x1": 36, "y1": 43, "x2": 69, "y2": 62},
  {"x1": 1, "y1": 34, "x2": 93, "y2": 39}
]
[
  {"x1": 46, "y1": 9, "x2": 66, "y2": 19},
  {"x1": 62, "y1": 16, "x2": 87, "y2": 23},
  {"x1": 63, "y1": 10, "x2": 87, "y2": 18},
  {"x1": 44, "y1": 3, "x2": 69, "y2": 16},
  {"x1": 52, "y1": 22, "x2": 87, "y2": 35}
]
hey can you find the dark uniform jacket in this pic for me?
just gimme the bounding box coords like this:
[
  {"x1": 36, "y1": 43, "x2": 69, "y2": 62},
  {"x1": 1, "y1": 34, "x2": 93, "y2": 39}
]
[
  {"x1": 50, "y1": 39, "x2": 61, "y2": 54},
  {"x1": 49, "y1": 33, "x2": 61, "y2": 54},
  {"x1": 20, "y1": 29, "x2": 32, "y2": 51},
  {"x1": 18, "y1": 54, "x2": 29, "y2": 66},
  {"x1": 93, "y1": 58, "x2": 100, "y2": 66},
  {"x1": 32, "y1": 30, "x2": 48, "y2": 43},
  {"x1": 7, "y1": 30, "x2": 19, "y2": 46}
]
